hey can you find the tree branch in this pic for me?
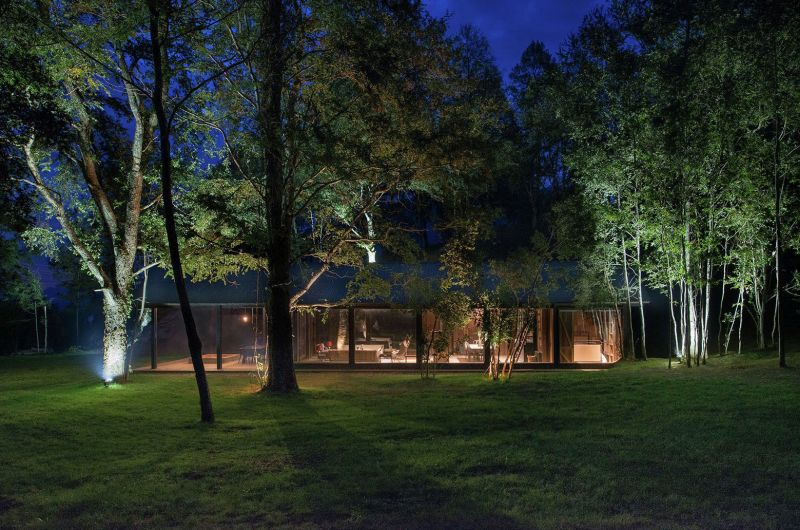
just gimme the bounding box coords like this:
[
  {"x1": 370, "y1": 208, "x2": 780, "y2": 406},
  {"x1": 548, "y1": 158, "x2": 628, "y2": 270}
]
[{"x1": 22, "y1": 137, "x2": 111, "y2": 290}]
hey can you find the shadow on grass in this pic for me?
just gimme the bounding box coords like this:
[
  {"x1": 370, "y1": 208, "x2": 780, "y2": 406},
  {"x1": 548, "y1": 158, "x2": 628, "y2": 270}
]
[{"x1": 265, "y1": 390, "x2": 528, "y2": 529}]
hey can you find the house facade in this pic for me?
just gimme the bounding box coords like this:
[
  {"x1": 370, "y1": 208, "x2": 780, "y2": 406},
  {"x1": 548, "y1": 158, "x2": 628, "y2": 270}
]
[{"x1": 135, "y1": 264, "x2": 644, "y2": 372}]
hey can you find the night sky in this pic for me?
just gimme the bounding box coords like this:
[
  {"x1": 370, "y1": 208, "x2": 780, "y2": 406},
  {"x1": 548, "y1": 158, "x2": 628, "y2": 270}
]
[{"x1": 425, "y1": 0, "x2": 606, "y2": 79}]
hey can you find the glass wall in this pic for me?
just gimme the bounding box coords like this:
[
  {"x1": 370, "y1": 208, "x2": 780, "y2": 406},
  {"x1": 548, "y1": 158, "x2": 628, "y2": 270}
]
[
  {"x1": 153, "y1": 306, "x2": 265, "y2": 370},
  {"x1": 558, "y1": 309, "x2": 621, "y2": 363},
  {"x1": 493, "y1": 308, "x2": 554, "y2": 364},
  {"x1": 221, "y1": 307, "x2": 267, "y2": 368},
  {"x1": 292, "y1": 309, "x2": 348, "y2": 363},
  {"x1": 354, "y1": 308, "x2": 416, "y2": 363},
  {"x1": 154, "y1": 306, "x2": 217, "y2": 367},
  {"x1": 144, "y1": 304, "x2": 623, "y2": 370},
  {"x1": 421, "y1": 309, "x2": 486, "y2": 363}
]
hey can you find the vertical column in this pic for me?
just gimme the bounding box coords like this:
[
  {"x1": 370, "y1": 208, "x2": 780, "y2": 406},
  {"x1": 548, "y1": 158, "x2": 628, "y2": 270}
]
[
  {"x1": 150, "y1": 307, "x2": 157, "y2": 369},
  {"x1": 415, "y1": 311, "x2": 424, "y2": 366},
  {"x1": 483, "y1": 308, "x2": 491, "y2": 366},
  {"x1": 348, "y1": 307, "x2": 355, "y2": 366},
  {"x1": 553, "y1": 307, "x2": 560, "y2": 367},
  {"x1": 216, "y1": 305, "x2": 222, "y2": 370}
]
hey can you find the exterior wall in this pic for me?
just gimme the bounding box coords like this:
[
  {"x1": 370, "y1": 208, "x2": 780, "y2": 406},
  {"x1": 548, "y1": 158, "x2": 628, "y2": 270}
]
[{"x1": 141, "y1": 304, "x2": 626, "y2": 371}]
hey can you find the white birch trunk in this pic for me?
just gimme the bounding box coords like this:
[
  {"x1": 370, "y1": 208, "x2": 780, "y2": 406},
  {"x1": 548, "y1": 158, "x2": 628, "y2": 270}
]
[
  {"x1": 723, "y1": 288, "x2": 742, "y2": 355},
  {"x1": 43, "y1": 305, "x2": 48, "y2": 354},
  {"x1": 635, "y1": 228, "x2": 647, "y2": 360},
  {"x1": 688, "y1": 283, "x2": 699, "y2": 365},
  {"x1": 102, "y1": 293, "x2": 130, "y2": 381},
  {"x1": 702, "y1": 257, "x2": 712, "y2": 364},
  {"x1": 668, "y1": 280, "x2": 680, "y2": 366},
  {"x1": 34, "y1": 303, "x2": 40, "y2": 352},
  {"x1": 717, "y1": 239, "x2": 729, "y2": 353}
]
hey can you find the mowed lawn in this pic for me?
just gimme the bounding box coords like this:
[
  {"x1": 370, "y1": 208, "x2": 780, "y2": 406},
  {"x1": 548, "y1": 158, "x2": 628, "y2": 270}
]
[{"x1": 1, "y1": 352, "x2": 799, "y2": 529}]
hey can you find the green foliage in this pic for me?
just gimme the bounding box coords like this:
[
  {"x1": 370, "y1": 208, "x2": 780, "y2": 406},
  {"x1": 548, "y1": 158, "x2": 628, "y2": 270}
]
[
  {"x1": 528, "y1": 0, "x2": 800, "y2": 358},
  {"x1": 5, "y1": 266, "x2": 45, "y2": 313},
  {"x1": 174, "y1": 1, "x2": 510, "y2": 300}
]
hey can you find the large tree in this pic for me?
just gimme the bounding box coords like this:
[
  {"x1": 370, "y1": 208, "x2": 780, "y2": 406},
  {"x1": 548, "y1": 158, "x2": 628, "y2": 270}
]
[
  {"x1": 548, "y1": 0, "x2": 799, "y2": 364},
  {"x1": 146, "y1": 0, "x2": 219, "y2": 422},
  {"x1": 3, "y1": 1, "x2": 162, "y2": 381},
  {"x1": 183, "y1": 1, "x2": 504, "y2": 391}
]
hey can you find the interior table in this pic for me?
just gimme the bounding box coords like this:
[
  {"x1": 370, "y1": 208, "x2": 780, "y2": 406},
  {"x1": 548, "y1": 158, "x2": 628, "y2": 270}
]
[{"x1": 354, "y1": 343, "x2": 384, "y2": 362}]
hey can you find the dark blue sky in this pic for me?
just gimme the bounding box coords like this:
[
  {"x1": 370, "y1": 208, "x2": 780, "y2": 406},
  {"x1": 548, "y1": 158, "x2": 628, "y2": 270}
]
[{"x1": 425, "y1": 0, "x2": 605, "y2": 80}]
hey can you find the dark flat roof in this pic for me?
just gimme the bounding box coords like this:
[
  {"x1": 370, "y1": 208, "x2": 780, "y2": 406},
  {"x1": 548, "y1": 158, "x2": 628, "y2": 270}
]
[{"x1": 143, "y1": 261, "x2": 652, "y2": 307}]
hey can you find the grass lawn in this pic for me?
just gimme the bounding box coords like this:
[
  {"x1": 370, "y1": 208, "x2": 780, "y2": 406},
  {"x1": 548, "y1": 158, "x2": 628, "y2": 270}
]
[{"x1": 1, "y1": 352, "x2": 799, "y2": 529}]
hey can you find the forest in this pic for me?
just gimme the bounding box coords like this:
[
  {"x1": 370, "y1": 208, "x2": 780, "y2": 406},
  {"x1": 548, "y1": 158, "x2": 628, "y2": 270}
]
[{"x1": 0, "y1": 0, "x2": 798, "y2": 414}]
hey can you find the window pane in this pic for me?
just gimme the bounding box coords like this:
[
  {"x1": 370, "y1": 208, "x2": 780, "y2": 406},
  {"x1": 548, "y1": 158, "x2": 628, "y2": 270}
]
[
  {"x1": 421, "y1": 309, "x2": 485, "y2": 363},
  {"x1": 354, "y1": 309, "x2": 416, "y2": 363},
  {"x1": 559, "y1": 309, "x2": 621, "y2": 363},
  {"x1": 155, "y1": 306, "x2": 218, "y2": 368},
  {"x1": 293, "y1": 309, "x2": 348, "y2": 363},
  {"x1": 221, "y1": 307, "x2": 266, "y2": 368},
  {"x1": 494, "y1": 309, "x2": 554, "y2": 364}
]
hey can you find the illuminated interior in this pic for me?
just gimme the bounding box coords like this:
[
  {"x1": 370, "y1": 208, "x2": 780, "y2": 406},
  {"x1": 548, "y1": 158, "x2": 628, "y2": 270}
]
[
  {"x1": 421, "y1": 309, "x2": 486, "y2": 363},
  {"x1": 354, "y1": 308, "x2": 417, "y2": 363},
  {"x1": 140, "y1": 305, "x2": 623, "y2": 370},
  {"x1": 493, "y1": 308, "x2": 555, "y2": 364},
  {"x1": 293, "y1": 309, "x2": 349, "y2": 363},
  {"x1": 558, "y1": 309, "x2": 621, "y2": 363}
]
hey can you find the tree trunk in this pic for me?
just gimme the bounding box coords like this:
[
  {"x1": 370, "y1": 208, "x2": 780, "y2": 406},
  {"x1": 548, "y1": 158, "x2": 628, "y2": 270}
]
[
  {"x1": 688, "y1": 283, "x2": 699, "y2": 366},
  {"x1": 680, "y1": 280, "x2": 688, "y2": 365},
  {"x1": 768, "y1": 20, "x2": 786, "y2": 367},
  {"x1": 774, "y1": 118, "x2": 785, "y2": 368},
  {"x1": 149, "y1": 0, "x2": 214, "y2": 422},
  {"x1": 748, "y1": 260, "x2": 768, "y2": 351},
  {"x1": 737, "y1": 295, "x2": 744, "y2": 356},
  {"x1": 662, "y1": 227, "x2": 679, "y2": 366},
  {"x1": 636, "y1": 248, "x2": 647, "y2": 361},
  {"x1": 717, "y1": 239, "x2": 728, "y2": 354},
  {"x1": 258, "y1": 0, "x2": 298, "y2": 392},
  {"x1": 634, "y1": 201, "x2": 647, "y2": 360},
  {"x1": 122, "y1": 259, "x2": 152, "y2": 382},
  {"x1": 668, "y1": 281, "x2": 678, "y2": 368},
  {"x1": 102, "y1": 294, "x2": 129, "y2": 381},
  {"x1": 265, "y1": 248, "x2": 298, "y2": 392},
  {"x1": 43, "y1": 305, "x2": 48, "y2": 354},
  {"x1": 618, "y1": 191, "x2": 635, "y2": 360},
  {"x1": 724, "y1": 287, "x2": 742, "y2": 355},
  {"x1": 702, "y1": 257, "x2": 711, "y2": 364},
  {"x1": 422, "y1": 314, "x2": 439, "y2": 379},
  {"x1": 682, "y1": 222, "x2": 695, "y2": 366},
  {"x1": 34, "y1": 302, "x2": 39, "y2": 352},
  {"x1": 261, "y1": 0, "x2": 298, "y2": 393}
]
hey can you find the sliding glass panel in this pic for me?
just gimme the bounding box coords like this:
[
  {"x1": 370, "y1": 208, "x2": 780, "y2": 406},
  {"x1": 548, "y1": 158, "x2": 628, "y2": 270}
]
[
  {"x1": 154, "y1": 306, "x2": 217, "y2": 368},
  {"x1": 292, "y1": 309, "x2": 349, "y2": 363},
  {"x1": 421, "y1": 309, "x2": 485, "y2": 363},
  {"x1": 221, "y1": 307, "x2": 267, "y2": 368},
  {"x1": 529, "y1": 308, "x2": 553, "y2": 363},
  {"x1": 559, "y1": 309, "x2": 621, "y2": 363},
  {"x1": 354, "y1": 308, "x2": 416, "y2": 363},
  {"x1": 494, "y1": 308, "x2": 554, "y2": 364}
]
